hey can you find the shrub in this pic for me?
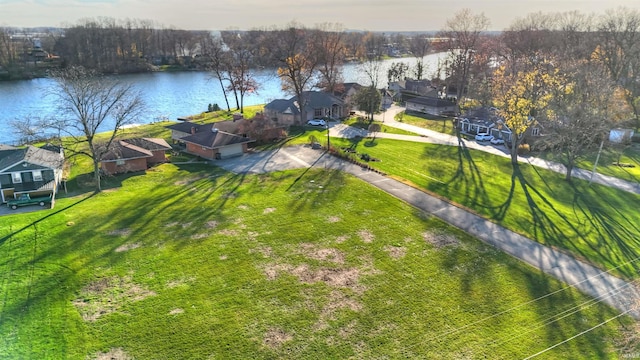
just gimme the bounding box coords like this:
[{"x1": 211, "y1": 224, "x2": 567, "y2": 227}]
[{"x1": 517, "y1": 143, "x2": 530, "y2": 155}]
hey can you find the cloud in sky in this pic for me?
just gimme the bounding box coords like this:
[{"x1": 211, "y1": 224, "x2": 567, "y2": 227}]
[{"x1": 0, "y1": 0, "x2": 633, "y2": 30}]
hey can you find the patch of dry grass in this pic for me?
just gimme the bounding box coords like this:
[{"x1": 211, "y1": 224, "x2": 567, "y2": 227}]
[
  {"x1": 73, "y1": 276, "x2": 156, "y2": 322},
  {"x1": 423, "y1": 230, "x2": 460, "y2": 249},
  {"x1": 114, "y1": 243, "x2": 141, "y2": 253}
]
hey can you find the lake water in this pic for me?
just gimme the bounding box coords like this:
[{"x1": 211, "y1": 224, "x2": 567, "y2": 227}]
[{"x1": 0, "y1": 52, "x2": 448, "y2": 144}]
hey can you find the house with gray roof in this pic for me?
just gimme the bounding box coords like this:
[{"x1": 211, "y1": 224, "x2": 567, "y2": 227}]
[
  {"x1": 100, "y1": 138, "x2": 172, "y2": 175},
  {"x1": 405, "y1": 96, "x2": 457, "y2": 116},
  {"x1": 166, "y1": 120, "x2": 255, "y2": 160},
  {"x1": 264, "y1": 91, "x2": 345, "y2": 125},
  {"x1": 0, "y1": 145, "x2": 65, "y2": 204}
]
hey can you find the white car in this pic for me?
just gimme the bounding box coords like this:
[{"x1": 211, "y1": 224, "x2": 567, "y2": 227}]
[
  {"x1": 307, "y1": 119, "x2": 327, "y2": 127},
  {"x1": 475, "y1": 132, "x2": 493, "y2": 142},
  {"x1": 490, "y1": 137, "x2": 505, "y2": 145}
]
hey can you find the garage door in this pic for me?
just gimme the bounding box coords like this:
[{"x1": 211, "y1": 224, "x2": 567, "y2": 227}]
[{"x1": 219, "y1": 144, "x2": 244, "y2": 159}]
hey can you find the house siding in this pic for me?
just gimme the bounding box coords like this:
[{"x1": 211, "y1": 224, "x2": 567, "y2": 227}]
[
  {"x1": 148, "y1": 150, "x2": 167, "y2": 164},
  {"x1": 101, "y1": 158, "x2": 148, "y2": 175},
  {"x1": 185, "y1": 143, "x2": 218, "y2": 160}
]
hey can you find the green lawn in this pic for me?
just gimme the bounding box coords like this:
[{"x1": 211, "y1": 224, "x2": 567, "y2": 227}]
[
  {"x1": 342, "y1": 117, "x2": 419, "y2": 135},
  {"x1": 535, "y1": 145, "x2": 640, "y2": 184},
  {"x1": 332, "y1": 138, "x2": 640, "y2": 279},
  {"x1": 0, "y1": 164, "x2": 630, "y2": 359},
  {"x1": 396, "y1": 111, "x2": 457, "y2": 136}
]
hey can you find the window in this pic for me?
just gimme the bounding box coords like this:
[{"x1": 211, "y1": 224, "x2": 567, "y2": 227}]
[
  {"x1": 116, "y1": 159, "x2": 126, "y2": 166},
  {"x1": 314, "y1": 109, "x2": 323, "y2": 117},
  {"x1": 12, "y1": 172, "x2": 22, "y2": 184},
  {"x1": 531, "y1": 127, "x2": 540, "y2": 136},
  {"x1": 32, "y1": 170, "x2": 42, "y2": 181}
]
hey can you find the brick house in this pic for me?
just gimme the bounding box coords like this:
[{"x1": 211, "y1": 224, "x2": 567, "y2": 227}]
[{"x1": 100, "y1": 138, "x2": 172, "y2": 175}]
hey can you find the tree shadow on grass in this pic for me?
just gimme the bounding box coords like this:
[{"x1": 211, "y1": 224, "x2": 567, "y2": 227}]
[
  {"x1": 433, "y1": 137, "x2": 494, "y2": 214},
  {"x1": 570, "y1": 184, "x2": 640, "y2": 279}
]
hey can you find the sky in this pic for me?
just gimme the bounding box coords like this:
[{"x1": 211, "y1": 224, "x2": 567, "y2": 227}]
[{"x1": 0, "y1": 0, "x2": 635, "y2": 31}]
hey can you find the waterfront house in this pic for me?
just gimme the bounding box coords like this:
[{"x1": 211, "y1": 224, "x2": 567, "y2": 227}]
[
  {"x1": 264, "y1": 91, "x2": 345, "y2": 125},
  {"x1": 100, "y1": 138, "x2": 172, "y2": 175}
]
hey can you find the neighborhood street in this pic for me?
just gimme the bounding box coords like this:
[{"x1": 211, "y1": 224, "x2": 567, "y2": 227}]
[{"x1": 216, "y1": 144, "x2": 640, "y2": 319}]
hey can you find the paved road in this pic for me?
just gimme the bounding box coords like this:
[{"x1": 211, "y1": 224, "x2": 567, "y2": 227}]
[
  {"x1": 217, "y1": 145, "x2": 640, "y2": 318},
  {"x1": 348, "y1": 107, "x2": 640, "y2": 195}
]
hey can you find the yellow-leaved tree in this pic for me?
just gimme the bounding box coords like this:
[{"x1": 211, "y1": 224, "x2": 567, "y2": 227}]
[{"x1": 491, "y1": 61, "x2": 567, "y2": 164}]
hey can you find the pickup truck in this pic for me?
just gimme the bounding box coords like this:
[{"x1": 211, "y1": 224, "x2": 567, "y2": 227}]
[{"x1": 7, "y1": 194, "x2": 52, "y2": 210}]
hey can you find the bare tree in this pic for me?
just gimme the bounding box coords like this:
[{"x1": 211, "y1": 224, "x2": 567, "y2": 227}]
[
  {"x1": 409, "y1": 33, "x2": 431, "y2": 80},
  {"x1": 313, "y1": 23, "x2": 346, "y2": 93},
  {"x1": 439, "y1": 9, "x2": 490, "y2": 104},
  {"x1": 272, "y1": 23, "x2": 319, "y2": 124},
  {"x1": 538, "y1": 61, "x2": 614, "y2": 181},
  {"x1": 47, "y1": 66, "x2": 144, "y2": 191},
  {"x1": 203, "y1": 35, "x2": 232, "y2": 111},
  {"x1": 594, "y1": 7, "x2": 640, "y2": 129}
]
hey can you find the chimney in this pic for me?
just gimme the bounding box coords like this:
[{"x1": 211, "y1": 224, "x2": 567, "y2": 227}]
[{"x1": 191, "y1": 127, "x2": 196, "y2": 135}]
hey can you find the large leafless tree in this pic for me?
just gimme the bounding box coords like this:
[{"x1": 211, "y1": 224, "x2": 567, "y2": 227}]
[
  {"x1": 439, "y1": 9, "x2": 490, "y2": 105},
  {"x1": 48, "y1": 66, "x2": 144, "y2": 191}
]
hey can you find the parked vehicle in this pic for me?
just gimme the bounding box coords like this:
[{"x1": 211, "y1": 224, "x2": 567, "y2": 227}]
[
  {"x1": 7, "y1": 194, "x2": 52, "y2": 210},
  {"x1": 307, "y1": 119, "x2": 327, "y2": 127},
  {"x1": 490, "y1": 137, "x2": 505, "y2": 145},
  {"x1": 475, "y1": 132, "x2": 494, "y2": 142}
]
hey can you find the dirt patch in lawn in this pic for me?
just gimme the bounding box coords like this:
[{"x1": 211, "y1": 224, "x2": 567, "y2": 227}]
[
  {"x1": 108, "y1": 228, "x2": 131, "y2": 237},
  {"x1": 205, "y1": 220, "x2": 218, "y2": 229},
  {"x1": 291, "y1": 264, "x2": 360, "y2": 288},
  {"x1": 423, "y1": 231, "x2": 460, "y2": 248},
  {"x1": 383, "y1": 245, "x2": 407, "y2": 259},
  {"x1": 114, "y1": 243, "x2": 141, "y2": 253},
  {"x1": 92, "y1": 348, "x2": 133, "y2": 360},
  {"x1": 327, "y1": 216, "x2": 341, "y2": 223},
  {"x1": 191, "y1": 233, "x2": 208, "y2": 240},
  {"x1": 335, "y1": 235, "x2": 349, "y2": 244},
  {"x1": 251, "y1": 245, "x2": 272, "y2": 258},
  {"x1": 357, "y1": 229, "x2": 375, "y2": 243},
  {"x1": 263, "y1": 328, "x2": 292, "y2": 349},
  {"x1": 164, "y1": 221, "x2": 179, "y2": 228},
  {"x1": 218, "y1": 229, "x2": 240, "y2": 236},
  {"x1": 299, "y1": 243, "x2": 345, "y2": 264},
  {"x1": 263, "y1": 207, "x2": 277, "y2": 214},
  {"x1": 73, "y1": 275, "x2": 156, "y2": 322},
  {"x1": 166, "y1": 276, "x2": 195, "y2": 289},
  {"x1": 169, "y1": 308, "x2": 184, "y2": 315}
]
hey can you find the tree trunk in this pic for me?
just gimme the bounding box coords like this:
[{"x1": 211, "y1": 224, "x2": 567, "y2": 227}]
[
  {"x1": 217, "y1": 77, "x2": 231, "y2": 111},
  {"x1": 93, "y1": 158, "x2": 102, "y2": 192},
  {"x1": 510, "y1": 140, "x2": 518, "y2": 164},
  {"x1": 565, "y1": 162, "x2": 573, "y2": 182}
]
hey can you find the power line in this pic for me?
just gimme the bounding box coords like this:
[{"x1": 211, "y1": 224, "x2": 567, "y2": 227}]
[{"x1": 523, "y1": 309, "x2": 633, "y2": 359}]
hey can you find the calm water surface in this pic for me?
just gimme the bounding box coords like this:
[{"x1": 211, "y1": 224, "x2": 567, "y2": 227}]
[{"x1": 0, "y1": 53, "x2": 448, "y2": 144}]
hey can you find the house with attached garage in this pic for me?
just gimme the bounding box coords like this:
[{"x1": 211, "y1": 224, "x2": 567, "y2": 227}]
[
  {"x1": 100, "y1": 138, "x2": 172, "y2": 175},
  {"x1": 0, "y1": 144, "x2": 65, "y2": 204},
  {"x1": 166, "y1": 121, "x2": 254, "y2": 160}
]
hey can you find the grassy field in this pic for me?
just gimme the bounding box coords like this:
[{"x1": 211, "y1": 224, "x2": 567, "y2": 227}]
[
  {"x1": 326, "y1": 137, "x2": 640, "y2": 279},
  {"x1": 0, "y1": 163, "x2": 631, "y2": 359}
]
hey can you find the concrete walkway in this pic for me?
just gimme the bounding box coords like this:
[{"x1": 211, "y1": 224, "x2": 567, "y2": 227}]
[
  {"x1": 217, "y1": 145, "x2": 640, "y2": 318},
  {"x1": 344, "y1": 107, "x2": 640, "y2": 195}
]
